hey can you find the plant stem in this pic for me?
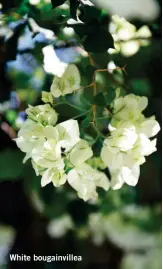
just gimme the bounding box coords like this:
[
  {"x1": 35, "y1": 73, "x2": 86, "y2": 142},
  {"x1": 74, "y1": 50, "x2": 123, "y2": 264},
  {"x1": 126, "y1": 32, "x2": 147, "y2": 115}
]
[
  {"x1": 54, "y1": 102, "x2": 86, "y2": 112},
  {"x1": 72, "y1": 110, "x2": 91, "y2": 120}
]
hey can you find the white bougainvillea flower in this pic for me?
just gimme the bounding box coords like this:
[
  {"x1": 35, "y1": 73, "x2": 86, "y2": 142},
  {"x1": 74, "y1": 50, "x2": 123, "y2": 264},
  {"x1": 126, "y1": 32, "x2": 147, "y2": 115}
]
[
  {"x1": 138, "y1": 116, "x2": 160, "y2": 138},
  {"x1": 41, "y1": 91, "x2": 54, "y2": 105},
  {"x1": 15, "y1": 119, "x2": 45, "y2": 154},
  {"x1": 47, "y1": 215, "x2": 74, "y2": 238},
  {"x1": 112, "y1": 94, "x2": 148, "y2": 121},
  {"x1": 67, "y1": 163, "x2": 110, "y2": 201},
  {"x1": 101, "y1": 93, "x2": 160, "y2": 190},
  {"x1": 107, "y1": 122, "x2": 138, "y2": 151},
  {"x1": 69, "y1": 139, "x2": 93, "y2": 167},
  {"x1": 111, "y1": 15, "x2": 137, "y2": 41},
  {"x1": 109, "y1": 15, "x2": 152, "y2": 57},
  {"x1": 120, "y1": 41, "x2": 140, "y2": 57},
  {"x1": 50, "y1": 64, "x2": 81, "y2": 98},
  {"x1": 41, "y1": 167, "x2": 67, "y2": 187},
  {"x1": 26, "y1": 104, "x2": 58, "y2": 126},
  {"x1": 56, "y1": 119, "x2": 80, "y2": 152},
  {"x1": 111, "y1": 164, "x2": 140, "y2": 190},
  {"x1": 31, "y1": 139, "x2": 63, "y2": 169}
]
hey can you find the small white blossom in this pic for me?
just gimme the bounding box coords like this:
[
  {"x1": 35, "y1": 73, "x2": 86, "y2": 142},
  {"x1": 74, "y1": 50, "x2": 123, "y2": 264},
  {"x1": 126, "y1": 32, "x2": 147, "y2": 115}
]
[
  {"x1": 47, "y1": 215, "x2": 74, "y2": 238},
  {"x1": 41, "y1": 167, "x2": 67, "y2": 187},
  {"x1": 50, "y1": 64, "x2": 81, "y2": 98},
  {"x1": 112, "y1": 94, "x2": 148, "y2": 122},
  {"x1": 26, "y1": 104, "x2": 58, "y2": 126},
  {"x1": 67, "y1": 163, "x2": 110, "y2": 201},
  {"x1": 31, "y1": 139, "x2": 63, "y2": 169},
  {"x1": 15, "y1": 119, "x2": 45, "y2": 155},
  {"x1": 107, "y1": 122, "x2": 138, "y2": 151},
  {"x1": 41, "y1": 91, "x2": 54, "y2": 105},
  {"x1": 109, "y1": 15, "x2": 152, "y2": 57}
]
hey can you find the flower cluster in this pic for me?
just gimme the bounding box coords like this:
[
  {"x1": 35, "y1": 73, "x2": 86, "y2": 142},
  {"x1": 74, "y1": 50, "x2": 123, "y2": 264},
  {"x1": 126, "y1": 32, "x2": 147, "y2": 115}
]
[
  {"x1": 109, "y1": 15, "x2": 152, "y2": 57},
  {"x1": 15, "y1": 63, "x2": 160, "y2": 202},
  {"x1": 15, "y1": 95, "x2": 110, "y2": 201},
  {"x1": 101, "y1": 94, "x2": 160, "y2": 190}
]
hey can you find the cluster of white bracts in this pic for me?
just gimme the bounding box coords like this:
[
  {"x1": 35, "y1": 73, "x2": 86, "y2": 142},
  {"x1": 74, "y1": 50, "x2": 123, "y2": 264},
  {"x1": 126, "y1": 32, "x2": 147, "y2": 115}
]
[
  {"x1": 15, "y1": 64, "x2": 160, "y2": 202},
  {"x1": 101, "y1": 94, "x2": 160, "y2": 190},
  {"x1": 109, "y1": 15, "x2": 152, "y2": 57},
  {"x1": 15, "y1": 103, "x2": 109, "y2": 202}
]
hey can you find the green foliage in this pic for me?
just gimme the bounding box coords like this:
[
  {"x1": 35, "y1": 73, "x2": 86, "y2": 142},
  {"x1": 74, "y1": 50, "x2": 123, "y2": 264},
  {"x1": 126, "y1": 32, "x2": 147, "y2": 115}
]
[
  {"x1": 66, "y1": 2, "x2": 114, "y2": 53},
  {"x1": 5, "y1": 109, "x2": 17, "y2": 124},
  {"x1": 93, "y1": 87, "x2": 116, "y2": 107},
  {"x1": 0, "y1": 149, "x2": 24, "y2": 180},
  {"x1": 83, "y1": 24, "x2": 114, "y2": 53},
  {"x1": 80, "y1": 113, "x2": 92, "y2": 129},
  {"x1": 93, "y1": 92, "x2": 107, "y2": 106},
  {"x1": 130, "y1": 79, "x2": 151, "y2": 96}
]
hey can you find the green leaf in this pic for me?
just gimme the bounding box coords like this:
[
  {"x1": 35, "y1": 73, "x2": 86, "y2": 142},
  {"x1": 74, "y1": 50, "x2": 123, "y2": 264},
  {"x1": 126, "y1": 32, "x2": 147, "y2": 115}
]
[
  {"x1": 93, "y1": 92, "x2": 107, "y2": 106},
  {"x1": 81, "y1": 113, "x2": 92, "y2": 129},
  {"x1": 51, "y1": 0, "x2": 66, "y2": 8},
  {"x1": 130, "y1": 79, "x2": 151, "y2": 96},
  {"x1": 0, "y1": 149, "x2": 24, "y2": 180},
  {"x1": 79, "y1": 5, "x2": 102, "y2": 23},
  {"x1": 104, "y1": 86, "x2": 116, "y2": 105},
  {"x1": 83, "y1": 26, "x2": 114, "y2": 53},
  {"x1": 81, "y1": 84, "x2": 94, "y2": 104},
  {"x1": 55, "y1": 103, "x2": 79, "y2": 119}
]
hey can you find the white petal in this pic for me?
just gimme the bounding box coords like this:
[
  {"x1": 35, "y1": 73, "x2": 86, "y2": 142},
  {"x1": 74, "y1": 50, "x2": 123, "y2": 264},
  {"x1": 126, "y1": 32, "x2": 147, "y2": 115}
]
[
  {"x1": 69, "y1": 139, "x2": 93, "y2": 166},
  {"x1": 57, "y1": 119, "x2": 80, "y2": 151},
  {"x1": 101, "y1": 145, "x2": 123, "y2": 170},
  {"x1": 41, "y1": 169, "x2": 52, "y2": 187},
  {"x1": 63, "y1": 64, "x2": 81, "y2": 90},
  {"x1": 137, "y1": 96, "x2": 148, "y2": 111},
  {"x1": 111, "y1": 170, "x2": 124, "y2": 190},
  {"x1": 121, "y1": 165, "x2": 140, "y2": 186},
  {"x1": 140, "y1": 118, "x2": 160, "y2": 138},
  {"x1": 96, "y1": 172, "x2": 110, "y2": 191}
]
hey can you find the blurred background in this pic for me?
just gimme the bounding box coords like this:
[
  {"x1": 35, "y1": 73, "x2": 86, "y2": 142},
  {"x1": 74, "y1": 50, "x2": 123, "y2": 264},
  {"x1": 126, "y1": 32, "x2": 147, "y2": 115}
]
[{"x1": 0, "y1": 0, "x2": 161, "y2": 268}]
